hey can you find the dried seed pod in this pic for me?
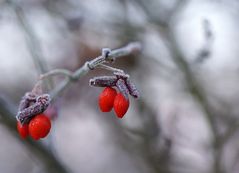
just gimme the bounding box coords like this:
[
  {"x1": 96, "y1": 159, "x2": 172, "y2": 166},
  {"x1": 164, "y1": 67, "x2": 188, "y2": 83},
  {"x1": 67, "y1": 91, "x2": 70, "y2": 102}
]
[
  {"x1": 89, "y1": 76, "x2": 117, "y2": 87},
  {"x1": 116, "y1": 79, "x2": 129, "y2": 100},
  {"x1": 18, "y1": 92, "x2": 37, "y2": 111},
  {"x1": 25, "y1": 92, "x2": 37, "y2": 102},
  {"x1": 16, "y1": 94, "x2": 51, "y2": 124},
  {"x1": 18, "y1": 96, "x2": 30, "y2": 112},
  {"x1": 17, "y1": 103, "x2": 43, "y2": 124},
  {"x1": 125, "y1": 79, "x2": 140, "y2": 99},
  {"x1": 114, "y1": 71, "x2": 129, "y2": 80},
  {"x1": 36, "y1": 94, "x2": 51, "y2": 107}
]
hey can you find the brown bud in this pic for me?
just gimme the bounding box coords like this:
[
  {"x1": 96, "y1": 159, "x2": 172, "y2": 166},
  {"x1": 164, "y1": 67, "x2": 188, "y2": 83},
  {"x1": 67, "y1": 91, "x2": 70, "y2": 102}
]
[{"x1": 16, "y1": 94, "x2": 50, "y2": 124}]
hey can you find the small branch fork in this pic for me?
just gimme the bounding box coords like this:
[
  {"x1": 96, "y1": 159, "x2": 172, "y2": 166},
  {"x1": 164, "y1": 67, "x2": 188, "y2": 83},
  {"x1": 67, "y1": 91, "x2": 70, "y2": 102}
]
[{"x1": 40, "y1": 42, "x2": 141, "y2": 101}]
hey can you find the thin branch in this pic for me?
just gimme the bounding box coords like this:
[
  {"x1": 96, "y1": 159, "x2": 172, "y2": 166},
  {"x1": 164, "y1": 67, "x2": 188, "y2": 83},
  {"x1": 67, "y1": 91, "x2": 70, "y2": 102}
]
[
  {"x1": 8, "y1": 0, "x2": 54, "y2": 89},
  {"x1": 97, "y1": 64, "x2": 124, "y2": 73},
  {"x1": 136, "y1": 1, "x2": 223, "y2": 172},
  {"x1": 219, "y1": 121, "x2": 239, "y2": 146},
  {"x1": 40, "y1": 69, "x2": 74, "y2": 80},
  {"x1": 166, "y1": 22, "x2": 221, "y2": 173},
  {"x1": 47, "y1": 42, "x2": 141, "y2": 101},
  {"x1": 154, "y1": 18, "x2": 218, "y2": 143},
  {"x1": 194, "y1": 19, "x2": 214, "y2": 63},
  {"x1": 139, "y1": 0, "x2": 218, "y2": 144}
]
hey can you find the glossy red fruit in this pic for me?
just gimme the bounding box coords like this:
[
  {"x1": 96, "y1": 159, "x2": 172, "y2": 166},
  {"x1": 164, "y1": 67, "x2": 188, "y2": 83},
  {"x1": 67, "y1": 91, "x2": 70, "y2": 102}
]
[
  {"x1": 17, "y1": 121, "x2": 29, "y2": 139},
  {"x1": 113, "y1": 93, "x2": 129, "y2": 118},
  {"x1": 29, "y1": 114, "x2": 51, "y2": 140},
  {"x1": 99, "y1": 87, "x2": 117, "y2": 112}
]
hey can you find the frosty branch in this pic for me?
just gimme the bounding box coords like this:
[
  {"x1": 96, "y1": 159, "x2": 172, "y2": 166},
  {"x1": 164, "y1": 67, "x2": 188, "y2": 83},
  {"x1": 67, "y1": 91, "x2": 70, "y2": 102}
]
[
  {"x1": 16, "y1": 42, "x2": 141, "y2": 125},
  {"x1": 41, "y1": 42, "x2": 141, "y2": 101}
]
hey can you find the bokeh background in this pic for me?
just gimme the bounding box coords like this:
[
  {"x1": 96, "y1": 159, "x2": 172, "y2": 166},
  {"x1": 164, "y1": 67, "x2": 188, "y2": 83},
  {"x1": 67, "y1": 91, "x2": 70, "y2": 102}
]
[{"x1": 0, "y1": 0, "x2": 239, "y2": 173}]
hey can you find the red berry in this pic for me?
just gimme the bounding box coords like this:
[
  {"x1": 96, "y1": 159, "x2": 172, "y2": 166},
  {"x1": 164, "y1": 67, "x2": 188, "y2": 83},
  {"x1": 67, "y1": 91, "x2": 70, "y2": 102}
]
[
  {"x1": 99, "y1": 87, "x2": 117, "y2": 112},
  {"x1": 17, "y1": 121, "x2": 29, "y2": 139},
  {"x1": 29, "y1": 114, "x2": 51, "y2": 140},
  {"x1": 113, "y1": 93, "x2": 129, "y2": 118}
]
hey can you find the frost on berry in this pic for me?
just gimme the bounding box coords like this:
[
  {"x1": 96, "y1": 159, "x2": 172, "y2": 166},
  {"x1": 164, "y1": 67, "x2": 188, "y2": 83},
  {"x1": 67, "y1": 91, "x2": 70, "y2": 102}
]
[
  {"x1": 116, "y1": 79, "x2": 129, "y2": 100},
  {"x1": 16, "y1": 94, "x2": 51, "y2": 124},
  {"x1": 89, "y1": 76, "x2": 117, "y2": 87}
]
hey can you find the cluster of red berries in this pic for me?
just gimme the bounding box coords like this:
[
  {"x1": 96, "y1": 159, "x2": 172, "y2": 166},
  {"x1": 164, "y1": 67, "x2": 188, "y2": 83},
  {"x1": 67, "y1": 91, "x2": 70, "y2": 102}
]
[
  {"x1": 90, "y1": 71, "x2": 139, "y2": 118},
  {"x1": 16, "y1": 68, "x2": 138, "y2": 141},
  {"x1": 16, "y1": 90, "x2": 52, "y2": 140},
  {"x1": 17, "y1": 113, "x2": 51, "y2": 140},
  {"x1": 98, "y1": 87, "x2": 130, "y2": 118}
]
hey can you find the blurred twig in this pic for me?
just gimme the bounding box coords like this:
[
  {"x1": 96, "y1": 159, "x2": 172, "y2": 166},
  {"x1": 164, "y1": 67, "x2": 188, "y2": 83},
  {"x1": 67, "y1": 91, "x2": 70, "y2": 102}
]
[
  {"x1": 123, "y1": 99, "x2": 171, "y2": 173},
  {"x1": 167, "y1": 27, "x2": 223, "y2": 173},
  {"x1": 134, "y1": 1, "x2": 227, "y2": 172},
  {"x1": 8, "y1": 0, "x2": 54, "y2": 89},
  {"x1": 219, "y1": 121, "x2": 239, "y2": 146},
  {"x1": 194, "y1": 19, "x2": 214, "y2": 63},
  {"x1": 137, "y1": 0, "x2": 218, "y2": 144}
]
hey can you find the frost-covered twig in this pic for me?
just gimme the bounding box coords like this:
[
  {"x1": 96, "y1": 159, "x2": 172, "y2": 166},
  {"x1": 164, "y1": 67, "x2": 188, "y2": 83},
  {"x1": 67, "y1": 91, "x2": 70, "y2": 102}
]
[
  {"x1": 15, "y1": 42, "x2": 141, "y2": 124},
  {"x1": 41, "y1": 42, "x2": 142, "y2": 101}
]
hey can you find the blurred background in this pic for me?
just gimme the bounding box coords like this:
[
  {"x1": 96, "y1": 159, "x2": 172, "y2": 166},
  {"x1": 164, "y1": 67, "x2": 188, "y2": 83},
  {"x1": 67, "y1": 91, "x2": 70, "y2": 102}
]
[{"x1": 0, "y1": 0, "x2": 239, "y2": 173}]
